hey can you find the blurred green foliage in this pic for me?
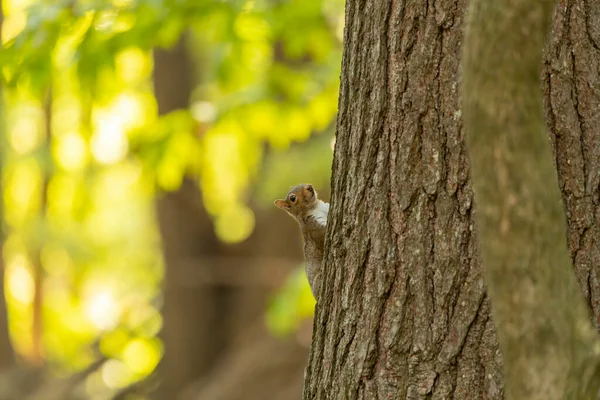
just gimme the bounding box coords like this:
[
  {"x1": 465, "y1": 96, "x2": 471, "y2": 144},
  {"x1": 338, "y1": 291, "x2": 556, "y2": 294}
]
[
  {"x1": 266, "y1": 266, "x2": 315, "y2": 336},
  {"x1": 1, "y1": 0, "x2": 342, "y2": 395}
]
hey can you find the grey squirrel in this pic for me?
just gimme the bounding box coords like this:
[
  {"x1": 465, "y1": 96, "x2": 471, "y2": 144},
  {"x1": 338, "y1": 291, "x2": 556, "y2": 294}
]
[{"x1": 274, "y1": 184, "x2": 329, "y2": 300}]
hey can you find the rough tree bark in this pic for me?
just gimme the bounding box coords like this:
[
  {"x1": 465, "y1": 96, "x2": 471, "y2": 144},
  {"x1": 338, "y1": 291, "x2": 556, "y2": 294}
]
[
  {"x1": 544, "y1": 0, "x2": 600, "y2": 333},
  {"x1": 303, "y1": 1, "x2": 600, "y2": 399},
  {"x1": 462, "y1": 0, "x2": 600, "y2": 398}
]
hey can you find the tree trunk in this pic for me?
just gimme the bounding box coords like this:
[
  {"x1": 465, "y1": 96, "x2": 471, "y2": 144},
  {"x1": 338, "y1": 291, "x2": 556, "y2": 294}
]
[
  {"x1": 303, "y1": 1, "x2": 600, "y2": 398},
  {"x1": 544, "y1": 0, "x2": 600, "y2": 333},
  {"x1": 30, "y1": 92, "x2": 52, "y2": 366},
  {"x1": 462, "y1": 0, "x2": 600, "y2": 398},
  {"x1": 152, "y1": 36, "x2": 307, "y2": 398},
  {"x1": 152, "y1": 35, "x2": 232, "y2": 397}
]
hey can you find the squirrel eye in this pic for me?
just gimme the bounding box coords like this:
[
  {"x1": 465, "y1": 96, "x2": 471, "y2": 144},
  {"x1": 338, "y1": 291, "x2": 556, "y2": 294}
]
[{"x1": 289, "y1": 194, "x2": 296, "y2": 202}]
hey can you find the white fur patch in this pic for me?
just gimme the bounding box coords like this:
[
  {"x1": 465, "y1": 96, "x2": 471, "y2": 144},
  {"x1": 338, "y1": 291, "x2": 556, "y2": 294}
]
[{"x1": 309, "y1": 200, "x2": 329, "y2": 227}]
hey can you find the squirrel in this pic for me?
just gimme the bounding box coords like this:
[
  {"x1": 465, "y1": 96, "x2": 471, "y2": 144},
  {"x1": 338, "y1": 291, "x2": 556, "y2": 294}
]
[{"x1": 274, "y1": 183, "x2": 329, "y2": 300}]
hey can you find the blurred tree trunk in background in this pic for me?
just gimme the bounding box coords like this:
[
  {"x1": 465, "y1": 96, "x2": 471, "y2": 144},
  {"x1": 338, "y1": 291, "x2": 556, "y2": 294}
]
[
  {"x1": 462, "y1": 0, "x2": 600, "y2": 396},
  {"x1": 303, "y1": 1, "x2": 600, "y2": 398},
  {"x1": 0, "y1": 2, "x2": 16, "y2": 370},
  {"x1": 152, "y1": 35, "x2": 310, "y2": 399},
  {"x1": 29, "y1": 93, "x2": 52, "y2": 366},
  {"x1": 152, "y1": 34, "x2": 231, "y2": 397}
]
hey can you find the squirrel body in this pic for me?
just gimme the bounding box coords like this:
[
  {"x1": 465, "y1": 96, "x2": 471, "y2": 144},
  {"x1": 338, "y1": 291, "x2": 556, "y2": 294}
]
[{"x1": 275, "y1": 184, "x2": 329, "y2": 299}]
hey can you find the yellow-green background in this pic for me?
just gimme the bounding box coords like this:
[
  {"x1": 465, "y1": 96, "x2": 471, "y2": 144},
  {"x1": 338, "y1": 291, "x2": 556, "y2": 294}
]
[{"x1": 0, "y1": 0, "x2": 342, "y2": 395}]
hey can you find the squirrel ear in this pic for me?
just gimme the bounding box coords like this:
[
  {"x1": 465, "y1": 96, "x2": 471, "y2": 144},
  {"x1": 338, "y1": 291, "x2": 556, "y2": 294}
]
[
  {"x1": 304, "y1": 184, "x2": 315, "y2": 198},
  {"x1": 274, "y1": 199, "x2": 290, "y2": 210}
]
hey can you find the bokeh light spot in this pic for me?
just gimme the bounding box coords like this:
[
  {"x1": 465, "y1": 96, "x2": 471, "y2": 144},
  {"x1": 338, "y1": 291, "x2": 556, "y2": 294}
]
[
  {"x1": 9, "y1": 118, "x2": 41, "y2": 154},
  {"x1": 7, "y1": 255, "x2": 35, "y2": 305},
  {"x1": 91, "y1": 117, "x2": 129, "y2": 164},
  {"x1": 190, "y1": 101, "x2": 217, "y2": 123},
  {"x1": 111, "y1": 93, "x2": 145, "y2": 131},
  {"x1": 85, "y1": 289, "x2": 121, "y2": 331},
  {"x1": 122, "y1": 338, "x2": 161, "y2": 375},
  {"x1": 116, "y1": 48, "x2": 150, "y2": 84},
  {"x1": 101, "y1": 359, "x2": 132, "y2": 389},
  {"x1": 55, "y1": 132, "x2": 87, "y2": 171},
  {"x1": 5, "y1": 160, "x2": 41, "y2": 225},
  {"x1": 2, "y1": 9, "x2": 26, "y2": 43},
  {"x1": 215, "y1": 205, "x2": 255, "y2": 243},
  {"x1": 233, "y1": 13, "x2": 271, "y2": 41}
]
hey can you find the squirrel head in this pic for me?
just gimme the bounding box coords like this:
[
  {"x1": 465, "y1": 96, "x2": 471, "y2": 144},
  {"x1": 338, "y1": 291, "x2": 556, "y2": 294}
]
[{"x1": 274, "y1": 183, "x2": 318, "y2": 218}]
